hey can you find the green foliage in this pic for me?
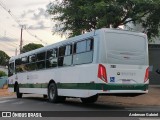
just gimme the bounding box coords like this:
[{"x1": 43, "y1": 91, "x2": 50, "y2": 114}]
[
  {"x1": 0, "y1": 50, "x2": 10, "y2": 66},
  {"x1": 22, "y1": 43, "x2": 44, "y2": 53},
  {"x1": 0, "y1": 71, "x2": 7, "y2": 77},
  {"x1": 47, "y1": 0, "x2": 160, "y2": 39}
]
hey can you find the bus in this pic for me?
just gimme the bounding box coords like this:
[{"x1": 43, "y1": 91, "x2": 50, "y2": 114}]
[{"x1": 8, "y1": 28, "x2": 149, "y2": 103}]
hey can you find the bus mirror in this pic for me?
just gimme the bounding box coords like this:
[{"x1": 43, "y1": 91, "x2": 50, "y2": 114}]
[{"x1": 156, "y1": 69, "x2": 160, "y2": 74}]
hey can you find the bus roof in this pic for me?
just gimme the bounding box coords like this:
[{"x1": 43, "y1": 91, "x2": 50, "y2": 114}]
[{"x1": 9, "y1": 28, "x2": 146, "y2": 62}]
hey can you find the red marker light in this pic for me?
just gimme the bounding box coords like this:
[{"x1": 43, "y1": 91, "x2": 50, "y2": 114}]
[{"x1": 98, "y1": 64, "x2": 107, "y2": 83}]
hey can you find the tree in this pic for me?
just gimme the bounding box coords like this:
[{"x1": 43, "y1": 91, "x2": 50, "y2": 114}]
[
  {"x1": 47, "y1": 0, "x2": 160, "y2": 39},
  {"x1": 0, "y1": 71, "x2": 7, "y2": 77},
  {"x1": 0, "y1": 50, "x2": 10, "y2": 66},
  {"x1": 22, "y1": 43, "x2": 44, "y2": 53}
]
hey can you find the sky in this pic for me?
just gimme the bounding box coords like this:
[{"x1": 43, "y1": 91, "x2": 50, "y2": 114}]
[{"x1": 0, "y1": 0, "x2": 66, "y2": 57}]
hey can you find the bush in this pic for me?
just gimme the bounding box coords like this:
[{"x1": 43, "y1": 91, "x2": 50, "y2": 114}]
[{"x1": 0, "y1": 71, "x2": 7, "y2": 77}]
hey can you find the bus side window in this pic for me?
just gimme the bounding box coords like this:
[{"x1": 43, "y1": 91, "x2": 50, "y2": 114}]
[
  {"x1": 58, "y1": 45, "x2": 72, "y2": 67},
  {"x1": 46, "y1": 48, "x2": 58, "y2": 68},
  {"x1": 87, "y1": 38, "x2": 94, "y2": 51},
  {"x1": 8, "y1": 62, "x2": 14, "y2": 77},
  {"x1": 73, "y1": 38, "x2": 94, "y2": 65},
  {"x1": 75, "y1": 40, "x2": 86, "y2": 53},
  {"x1": 27, "y1": 55, "x2": 37, "y2": 71},
  {"x1": 36, "y1": 52, "x2": 46, "y2": 70},
  {"x1": 29, "y1": 55, "x2": 36, "y2": 62},
  {"x1": 20, "y1": 56, "x2": 28, "y2": 72},
  {"x1": 15, "y1": 58, "x2": 22, "y2": 73}
]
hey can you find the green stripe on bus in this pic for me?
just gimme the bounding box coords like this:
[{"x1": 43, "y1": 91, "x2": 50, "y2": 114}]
[
  {"x1": 8, "y1": 83, "x2": 48, "y2": 88},
  {"x1": 57, "y1": 83, "x2": 148, "y2": 90},
  {"x1": 8, "y1": 83, "x2": 148, "y2": 90},
  {"x1": 8, "y1": 84, "x2": 14, "y2": 87}
]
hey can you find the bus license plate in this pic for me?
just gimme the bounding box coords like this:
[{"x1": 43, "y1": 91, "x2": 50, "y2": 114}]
[{"x1": 122, "y1": 79, "x2": 131, "y2": 84}]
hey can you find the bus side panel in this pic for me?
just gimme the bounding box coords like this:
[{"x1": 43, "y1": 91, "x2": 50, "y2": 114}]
[{"x1": 57, "y1": 64, "x2": 100, "y2": 97}]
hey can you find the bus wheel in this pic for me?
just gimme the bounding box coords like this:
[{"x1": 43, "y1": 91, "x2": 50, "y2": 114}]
[
  {"x1": 16, "y1": 84, "x2": 22, "y2": 98},
  {"x1": 48, "y1": 83, "x2": 59, "y2": 103},
  {"x1": 81, "y1": 95, "x2": 98, "y2": 104}
]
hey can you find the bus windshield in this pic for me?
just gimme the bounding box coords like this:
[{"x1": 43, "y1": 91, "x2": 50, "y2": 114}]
[{"x1": 105, "y1": 32, "x2": 148, "y2": 65}]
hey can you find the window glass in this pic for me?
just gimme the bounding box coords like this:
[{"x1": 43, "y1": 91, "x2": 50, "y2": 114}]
[
  {"x1": 73, "y1": 38, "x2": 94, "y2": 65},
  {"x1": 58, "y1": 44, "x2": 72, "y2": 67},
  {"x1": 46, "y1": 48, "x2": 58, "y2": 68},
  {"x1": 26, "y1": 63, "x2": 36, "y2": 71},
  {"x1": 16, "y1": 66, "x2": 22, "y2": 73},
  {"x1": 8, "y1": 62, "x2": 14, "y2": 76},
  {"x1": 73, "y1": 51, "x2": 93, "y2": 65},
  {"x1": 86, "y1": 39, "x2": 94, "y2": 51},
  {"x1": 20, "y1": 64, "x2": 28, "y2": 72},
  {"x1": 15, "y1": 58, "x2": 21, "y2": 66},
  {"x1": 59, "y1": 45, "x2": 72, "y2": 56},
  {"x1": 15, "y1": 58, "x2": 22, "y2": 73},
  {"x1": 15, "y1": 57, "x2": 29, "y2": 73},
  {"x1": 37, "y1": 52, "x2": 45, "y2": 61},
  {"x1": 75, "y1": 41, "x2": 86, "y2": 53},
  {"x1": 29, "y1": 55, "x2": 36, "y2": 62},
  {"x1": 47, "y1": 49, "x2": 57, "y2": 59},
  {"x1": 58, "y1": 56, "x2": 72, "y2": 67},
  {"x1": 65, "y1": 45, "x2": 72, "y2": 56},
  {"x1": 27, "y1": 54, "x2": 37, "y2": 71},
  {"x1": 59, "y1": 46, "x2": 66, "y2": 56},
  {"x1": 36, "y1": 61, "x2": 45, "y2": 69},
  {"x1": 21, "y1": 57, "x2": 28, "y2": 64},
  {"x1": 46, "y1": 58, "x2": 57, "y2": 68}
]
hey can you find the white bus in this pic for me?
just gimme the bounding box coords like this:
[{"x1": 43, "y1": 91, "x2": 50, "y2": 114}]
[{"x1": 8, "y1": 28, "x2": 149, "y2": 103}]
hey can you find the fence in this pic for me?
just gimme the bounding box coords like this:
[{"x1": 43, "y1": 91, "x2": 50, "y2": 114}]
[{"x1": 0, "y1": 76, "x2": 8, "y2": 88}]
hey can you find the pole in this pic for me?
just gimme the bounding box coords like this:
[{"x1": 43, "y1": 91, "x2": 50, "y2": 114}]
[
  {"x1": 20, "y1": 26, "x2": 23, "y2": 54},
  {"x1": 20, "y1": 25, "x2": 25, "y2": 54}
]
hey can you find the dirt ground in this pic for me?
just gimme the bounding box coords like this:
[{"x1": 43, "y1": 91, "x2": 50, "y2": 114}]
[
  {"x1": 98, "y1": 86, "x2": 160, "y2": 106},
  {"x1": 0, "y1": 89, "x2": 15, "y2": 97},
  {"x1": 0, "y1": 87, "x2": 15, "y2": 97}
]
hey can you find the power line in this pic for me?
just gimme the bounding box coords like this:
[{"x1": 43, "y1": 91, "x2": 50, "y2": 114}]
[
  {"x1": 0, "y1": 27, "x2": 29, "y2": 47},
  {"x1": 25, "y1": 29, "x2": 48, "y2": 45},
  {"x1": 0, "y1": 0, "x2": 48, "y2": 45},
  {"x1": 0, "y1": 1, "x2": 21, "y2": 27}
]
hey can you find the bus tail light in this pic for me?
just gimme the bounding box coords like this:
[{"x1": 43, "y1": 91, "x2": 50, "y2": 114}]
[
  {"x1": 98, "y1": 64, "x2": 107, "y2": 83},
  {"x1": 144, "y1": 67, "x2": 149, "y2": 83}
]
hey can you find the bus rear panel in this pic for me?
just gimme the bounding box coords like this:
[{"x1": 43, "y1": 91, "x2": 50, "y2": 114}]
[{"x1": 96, "y1": 30, "x2": 149, "y2": 96}]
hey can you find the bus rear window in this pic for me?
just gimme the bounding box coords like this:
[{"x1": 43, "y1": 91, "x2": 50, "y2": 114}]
[{"x1": 104, "y1": 33, "x2": 148, "y2": 65}]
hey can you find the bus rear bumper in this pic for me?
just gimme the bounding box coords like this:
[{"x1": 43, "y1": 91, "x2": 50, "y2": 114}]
[
  {"x1": 97, "y1": 89, "x2": 148, "y2": 97},
  {"x1": 96, "y1": 83, "x2": 148, "y2": 95}
]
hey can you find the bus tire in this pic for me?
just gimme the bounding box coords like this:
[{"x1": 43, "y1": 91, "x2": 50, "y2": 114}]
[
  {"x1": 48, "y1": 83, "x2": 59, "y2": 103},
  {"x1": 81, "y1": 95, "x2": 98, "y2": 104},
  {"x1": 16, "y1": 84, "x2": 22, "y2": 98}
]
